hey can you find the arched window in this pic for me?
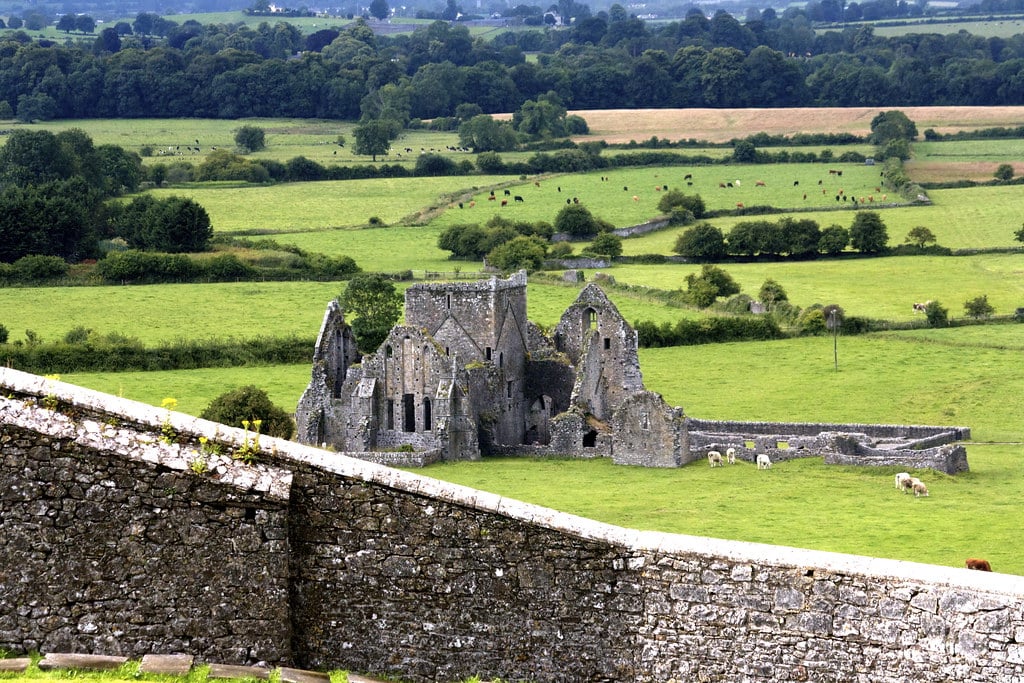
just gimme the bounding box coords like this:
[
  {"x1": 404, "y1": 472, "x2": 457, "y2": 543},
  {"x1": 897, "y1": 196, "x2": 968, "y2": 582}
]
[
  {"x1": 583, "y1": 307, "x2": 597, "y2": 333},
  {"x1": 423, "y1": 397, "x2": 432, "y2": 431}
]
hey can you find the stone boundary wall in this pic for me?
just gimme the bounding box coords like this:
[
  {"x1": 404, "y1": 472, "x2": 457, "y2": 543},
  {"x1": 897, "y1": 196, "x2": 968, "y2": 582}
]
[
  {"x1": 688, "y1": 418, "x2": 972, "y2": 442},
  {"x1": 3, "y1": 369, "x2": 1023, "y2": 683}
]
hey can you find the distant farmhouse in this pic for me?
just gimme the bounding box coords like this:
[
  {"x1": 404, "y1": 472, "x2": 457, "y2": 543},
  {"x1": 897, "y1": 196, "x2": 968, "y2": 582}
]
[{"x1": 296, "y1": 272, "x2": 969, "y2": 473}]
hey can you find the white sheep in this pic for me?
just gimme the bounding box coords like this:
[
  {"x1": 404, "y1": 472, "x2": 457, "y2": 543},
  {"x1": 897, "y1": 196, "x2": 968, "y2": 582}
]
[
  {"x1": 913, "y1": 480, "x2": 929, "y2": 497},
  {"x1": 895, "y1": 472, "x2": 912, "y2": 491},
  {"x1": 756, "y1": 453, "x2": 772, "y2": 470},
  {"x1": 726, "y1": 447, "x2": 736, "y2": 464},
  {"x1": 707, "y1": 450, "x2": 723, "y2": 467}
]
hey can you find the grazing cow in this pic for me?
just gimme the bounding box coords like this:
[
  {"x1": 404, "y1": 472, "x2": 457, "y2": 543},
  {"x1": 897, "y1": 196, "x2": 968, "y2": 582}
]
[
  {"x1": 736, "y1": 202, "x2": 744, "y2": 209},
  {"x1": 504, "y1": 189, "x2": 511, "y2": 196},
  {"x1": 793, "y1": 180, "x2": 799, "y2": 186},
  {"x1": 755, "y1": 180, "x2": 766, "y2": 186},
  {"x1": 803, "y1": 193, "x2": 807, "y2": 200},
  {"x1": 828, "y1": 169, "x2": 839, "y2": 175},
  {"x1": 566, "y1": 199, "x2": 571, "y2": 205},
  {"x1": 534, "y1": 181, "x2": 540, "y2": 187},
  {"x1": 684, "y1": 173, "x2": 693, "y2": 180},
  {"x1": 500, "y1": 199, "x2": 508, "y2": 207},
  {"x1": 488, "y1": 195, "x2": 496, "y2": 201},
  {"x1": 573, "y1": 197, "x2": 579, "y2": 204},
  {"x1": 875, "y1": 186, "x2": 882, "y2": 192},
  {"x1": 727, "y1": 182, "x2": 733, "y2": 188},
  {"x1": 687, "y1": 181, "x2": 693, "y2": 186},
  {"x1": 489, "y1": 190, "x2": 495, "y2": 196},
  {"x1": 469, "y1": 201, "x2": 475, "y2": 207},
  {"x1": 623, "y1": 186, "x2": 628, "y2": 191},
  {"x1": 818, "y1": 179, "x2": 823, "y2": 185},
  {"x1": 655, "y1": 186, "x2": 661, "y2": 191},
  {"x1": 913, "y1": 301, "x2": 932, "y2": 313},
  {"x1": 557, "y1": 186, "x2": 561, "y2": 192},
  {"x1": 632, "y1": 195, "x2": 639, "y2": 202},
  {"x1": 719, "y1": 183, "x2": 727, "y2": 188},
  {"x1": 966, "y1": 558, "x2": 993, "y2": 571},
  {"x1": 514, "y1": 195, "x2": 524, "y2": 202},
  {"x1": 663, "y1": 184, "x2": 668, "y2": 191},
  {"x1": 458, "y1": 202, "x2": 464, "y2": 209}
]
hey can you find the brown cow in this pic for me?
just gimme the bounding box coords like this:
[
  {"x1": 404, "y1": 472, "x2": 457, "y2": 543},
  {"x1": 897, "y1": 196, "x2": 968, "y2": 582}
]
[{"x1": 966, "y1": 558, "x2": 992, "y2": 571}]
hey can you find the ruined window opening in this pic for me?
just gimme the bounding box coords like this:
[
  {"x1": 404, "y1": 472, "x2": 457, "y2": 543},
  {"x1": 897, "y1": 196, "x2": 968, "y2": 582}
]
[
  {"x1": 423, "y1": 397, "x2": 432, "y2": 432},
  {"x1": 402, "y1": 394, "x2": 415, "y2": 432},
  {"x1": 387, "y1": 399, "x2": 395, "y2": 430},
  {"x1": 385, "y1": 345, "x2": 393, "y2": 358},
  {"x1": 446, "y1": 293, "x2": 451, "y2": 309},
  {"x1": 485, "y1": 347, "x2": 492, "y2": 361},
  {"x1": 499, "y1": 352, "x2": 504, "y2": 368},
  {"x1": 244, "y1": 507, "x2": 257, "y2": 521},
  {"x1": 641, "y1": 413, "x2": 649, "y2": 430},
  {"x1": 445, "y1": 346, "x2": 450, "y2": 356},
  {"x1": 332, "y1": 372, "x2": 343, "y2": 399},
  {"x1": 584, "y1": 308, "x2": 597, "y2": 332},
  {"x1": 744, "y1": 440, "x2": 755, "y2": 449},
  {"x1": 777, "y1": 441, "x2": 789, "y2": 449},
  {"x1": 583, "y1": 429, "x2": 598, "y2": 448},
  {"x1": 507, "y1": 381, "x2": 513, "y2": 398},
  {"x1": 603, "y1": 337, "x2": 611, "y2": 350}
]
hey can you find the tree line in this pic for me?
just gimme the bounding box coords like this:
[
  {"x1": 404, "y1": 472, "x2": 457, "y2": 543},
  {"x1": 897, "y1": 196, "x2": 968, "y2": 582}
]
[{"x1": 6, "y1": 10, "x2": 1024, "y2": 123}]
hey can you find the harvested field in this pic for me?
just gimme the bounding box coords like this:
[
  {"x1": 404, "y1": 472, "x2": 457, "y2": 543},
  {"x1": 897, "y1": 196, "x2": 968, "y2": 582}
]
[
  {"x1": 905, "y1": 160, "x2": 1024, "y2": 183},
  {"x1": 569, "y1": 106, "x2": 1024, "y2": 143}
]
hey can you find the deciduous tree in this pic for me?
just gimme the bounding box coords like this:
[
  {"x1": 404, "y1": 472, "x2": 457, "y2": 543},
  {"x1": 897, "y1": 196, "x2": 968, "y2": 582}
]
[{"x1": 340, "y1": 273, "x2": 403, "y2": 353}]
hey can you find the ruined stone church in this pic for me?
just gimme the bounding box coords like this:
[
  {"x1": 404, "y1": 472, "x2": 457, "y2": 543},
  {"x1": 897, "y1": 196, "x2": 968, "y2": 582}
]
[
  {"x1": 296, "y1": 271, "x2": 968, "y2": 472},
  {"x1": 295, "y1": 271, "x2": 686, "y2": 465}
]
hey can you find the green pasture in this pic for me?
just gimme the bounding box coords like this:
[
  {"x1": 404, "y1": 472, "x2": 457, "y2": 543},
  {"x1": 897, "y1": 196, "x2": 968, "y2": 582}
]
[
  {"x1": 11, "y1": 119, "x2": 469, "y2": 168},
  {"x1": 0, "y1": 279, "x2": 693, "y2": 346},
  {"x1": 145, "y1": 175, "x2": 517, "y2": 232},
  {"x1": 914, "y1": 138, "x2": 1024, "y2": 162},
  {"x1": 618, "y1": 185, "x2": 1024, "y2": 253},
  {"x1": 0, "y1": 281, "x2": 343, "y2": 344},
  {"x1": 604, "y1": 253, "x2": 1024, "y2": 322},
  {"x1": 869, "y1": 17, "x2": 1024, "y2": 37}
]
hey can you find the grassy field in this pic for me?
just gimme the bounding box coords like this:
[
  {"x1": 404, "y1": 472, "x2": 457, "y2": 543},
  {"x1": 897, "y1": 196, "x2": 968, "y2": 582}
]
[
  {"x1": 146, "y1": 175, "x2": 516, "y2": 232},
  {"x1": 605, "y1": 253, "x2": 1024, "y2": 321}
]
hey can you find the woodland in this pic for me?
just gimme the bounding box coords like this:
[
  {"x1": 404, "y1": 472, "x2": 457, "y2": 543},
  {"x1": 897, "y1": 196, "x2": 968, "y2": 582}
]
[{"x1": 6, "y1": 6, "x2": 1024, "y2": 124}]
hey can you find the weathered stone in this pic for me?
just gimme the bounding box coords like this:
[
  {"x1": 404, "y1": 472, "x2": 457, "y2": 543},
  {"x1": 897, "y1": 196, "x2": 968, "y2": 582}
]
[
  {"x1": 0, "y1": 658, "x2": 31, "y2": 672},
  {"x1": 207, "y1": 663, "x2": 271, "y2": 680},
  {"x1": 139, "y1": 654, "x2": 194, "y2": 675},
  {"x1": 37, "y1": 653, "x2": 128, "y2": 671},
  {"x1": 278, "y1": 667, "x2": 331, "y2": 683}
]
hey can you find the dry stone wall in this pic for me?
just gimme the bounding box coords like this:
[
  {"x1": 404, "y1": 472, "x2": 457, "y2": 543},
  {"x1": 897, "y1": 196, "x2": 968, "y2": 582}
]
[{"x1": 3, "y1": 369, "x2": 1023, "y2": 683}]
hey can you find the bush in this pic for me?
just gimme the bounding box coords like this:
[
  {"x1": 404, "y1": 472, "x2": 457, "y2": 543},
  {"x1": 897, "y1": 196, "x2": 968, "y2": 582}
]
[
  {"x1": 10, "y1": 254, "x2": 68, "y2": 282},
  {"x1": 200, "y1": 385, "x2": 294, "y2": 439},
  {"x1": 964, "y1": 294, "x2": 994, "y2": 318},
  {"x1": 0, "y1": 324, "x2": 8, "y2": 344},
  {"x1": 925, "y1": 300, "x2": 949, "y2": 327},
  {"x1": 673, "y1": 223, "x2": 726, "y2": 261},
  {"x1": 554, "y1": 204, "x2": 601, "y2": 238}
]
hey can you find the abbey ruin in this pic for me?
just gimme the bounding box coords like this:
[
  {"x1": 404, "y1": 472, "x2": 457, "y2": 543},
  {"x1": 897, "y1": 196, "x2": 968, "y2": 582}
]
[{"x1": 295, "y1": 272, "x2": 970, "y2": 473}]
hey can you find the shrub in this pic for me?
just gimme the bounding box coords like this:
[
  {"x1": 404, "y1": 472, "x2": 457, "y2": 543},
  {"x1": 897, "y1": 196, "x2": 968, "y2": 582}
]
[
  {"x1": 925, "y1": 300, "x2": 949, "y2": 327},
  {"x1": 554, "y1": 203, "x2": 601, "y2": 237},
  {"x1": 964, "y1": 294, "x2": 994, "y2": 318},
  {"x1": 10, "y1": 254, "x2": 68, "y2": 282},
  {"x1": 200, "y1": 385, "x2": 294, "y2": 439},
  {"x1": 0, "y1": 324, "x2": 8, "y2": 344},
  {"x1": 673, "y1": 223, "x2": 726, "y2": 261}
]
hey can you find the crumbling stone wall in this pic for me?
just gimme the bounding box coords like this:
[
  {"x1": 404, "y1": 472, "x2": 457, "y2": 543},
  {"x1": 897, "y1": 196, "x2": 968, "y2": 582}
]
[
  {"x1": 2, "y1": 369, "x2": 1023, "y2": 683},
  {"x1": 0, "y1": 384, "x2": 292, "y2": 663}
]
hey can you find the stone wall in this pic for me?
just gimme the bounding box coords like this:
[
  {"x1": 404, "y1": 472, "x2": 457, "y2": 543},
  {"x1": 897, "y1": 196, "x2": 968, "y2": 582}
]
[{"x1": 3, "y1": 369, "x2": 1024, "y2": 683}]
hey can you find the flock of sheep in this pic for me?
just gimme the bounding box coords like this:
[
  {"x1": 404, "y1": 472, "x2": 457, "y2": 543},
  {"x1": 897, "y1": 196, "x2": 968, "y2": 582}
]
[
  {"x1": 706, "y1": 450, "x2": 999, "y2": 573},
  {"x1": 894, "y1": 471, "x2": 930, "y2": 497},
  {"x1": 706, "y1": 448, "x2": 772, "y2": 470}
]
